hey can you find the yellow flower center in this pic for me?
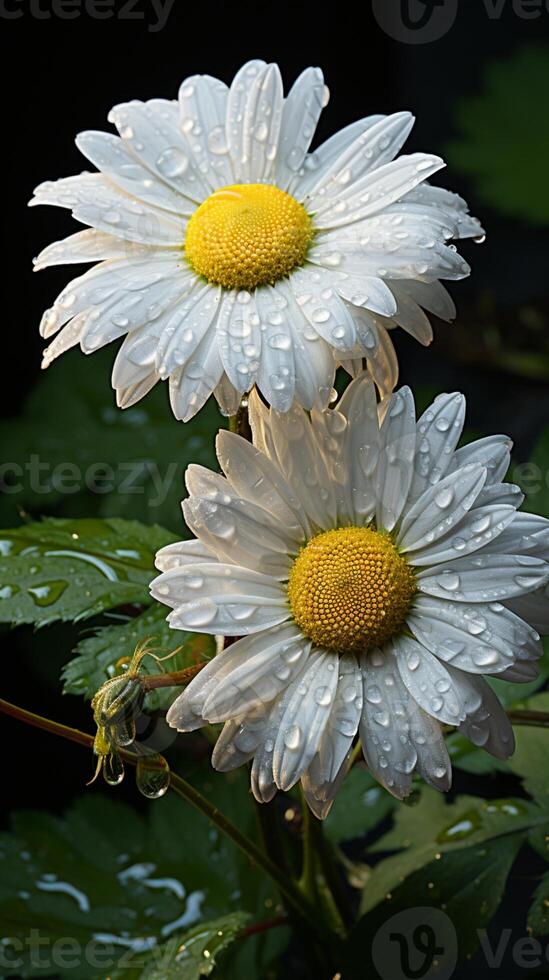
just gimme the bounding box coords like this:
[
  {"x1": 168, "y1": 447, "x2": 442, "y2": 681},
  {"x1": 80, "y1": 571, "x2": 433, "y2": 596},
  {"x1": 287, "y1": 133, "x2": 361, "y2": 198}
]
[
  {"x1": 287, "y1": 526, "x2": 416, "y2": 653},
  {"x1": 185, "y1": 183, "x2": 313, "y2": 290}
]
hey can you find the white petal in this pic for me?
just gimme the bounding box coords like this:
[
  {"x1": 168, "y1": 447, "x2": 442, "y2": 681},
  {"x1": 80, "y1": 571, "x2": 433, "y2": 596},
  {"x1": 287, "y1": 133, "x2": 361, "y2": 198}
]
[
  {"x1": 408, "y1": 392, "x2": 466, "y2": 502},
  {"x1": 108, "y1": 97, "x2": 210, "y2": 202},
  {"x1": 268, "y1": 404, "x2": 338, "y2": 530},
  {"x1": 475, "y1": 483, "x2": 524, "y2": 509},
  {"x1": 335, "y1": 274, "x2": 398, "y2": 318},
  {"x1": 250, "y1": 698, "x2": 284, "y2": 803},
  {"x1": 275, "y1": 67, "x2": 325, "y2": 190},
  {"x1": 254, "y1": 286, "x2": 296, "y2": 412},
  {"x1": 390, "y1": 283, "x2": 433, "y2": 345},
  {"x1": 393, "y1": 636, "x2": 474, "y2": 724},
  {"x1": 408, "y1": 596, "x2": 541, "y2": 675},
  {"x1": 279, "y1": 280, "x2": 337, "y2": 411},
  {"x1": 272, "y1": 650, "x2": 339, "y2": 791},
  {"x1": 75, "y1": 130, "x2": 191, "y2": 215},
  {"x1": 409, "y1": 504, "x2": 517, "y2": 567},
  {"x1": 410, "y1": 710, "x2": 452, "y2": 792},
  {"x1": 166, "y1": 644, "x2": 252, "y2": 733},
  {"x1": 155, "y1": 283, "x2": 222, "y2": 379},
  {"x1": 418, "y1": 553, "x2": 549, "y2": 602},
  {"x1": 212, "y1": 702, "x2": 271, "y2": 772},
  {"x1": 338, "y1": 373, "x2": 379, "y2": 524},
  {"x1": 403, "y1": 279, "x2": 456, "y2": 321},
  {"x1": 178, "y1": 74, "x2": 234, "y2": 190},
  {"x1": 216, "y1": 430, "x2": 310, "y2": 538},
  {"x1": 301, "y1": 751, "x2": 352, "y2": 820},
  {"x1": 481, "y1": 513, "x2": 549, "y2": 558},
  {"x1": 294, "y1": 115, "x2": 386, "y2": 197},
  {"x1": 456, "y1": 674, "x2": 515, "y2": 759},
  {"x1": 316, "y1": 656, "x2": 363, "y2": 784},
  {"x1": 451, "y1": 435, "x2": 512, "y2": 486},
  {"x1": 359, "y1": 648, "x2": 417, "y2": 799},
  {"x1": 304, "y1": 112, "x2": 415, "y2": 204},
  {"x1": 506, "y1": 584, "x2": 549, "y2": 633},
  {"x1": 216, "y1": 290, "x2": 262, "y2": 392},
  {"x1": 34, "y1": 229, "x2": 149, "y2": 270},
  {"x1": 309, "y1": 153, "x2": 445, "y2": 228},
  {"x1": 226, "y1": 61, "x2": 283, "y2": 183},
  {"x1": 167, "y1": 595, "x2": 287, "y2": 639},
  {"x1": 405, "y1": 183, "x2": 484, "y2": 241},
  {"x1": 375, "y1": 386, "x2": 416, "y2": 530},
  {"x1": 151, "y1": 560, "x2": 283, "y2": 611},
  {"x1": 154, "y1": 538, "x2": 215, "y2": 572},
  {"x1": 201, "y1": 625, "x2": 311, "y2": 723},
  {"x1": 214, "y1": 373, "x2": 242, "y2": 418},
  {"x1": 169, "y1": 322, "x2": 224, "y2": 422},
  {"x1": 366, "y1": 321, "x2": 400, "y2": 396},
  {"x1": 31, "y1": 173, "x2": 184, "y2": 246},
  {"x1": 398, "y1": 463, "x2": 487, "y2": 552},
  {"x1": 289, "y1": 268, "x2": 358, "y2": 349},
  {"x1": 182, "y1": 495, "x2": 292, "y2": 578},
  {"x1": 115, "y1": 371, "x2": 158, "y2": 408}
]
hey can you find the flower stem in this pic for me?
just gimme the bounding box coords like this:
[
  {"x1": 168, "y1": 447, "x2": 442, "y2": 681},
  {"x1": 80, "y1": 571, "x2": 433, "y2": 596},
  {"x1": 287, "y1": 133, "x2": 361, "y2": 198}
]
[
  {"x1": 299, "y1": 791, "x2": 317, "y2": 898},
  {"x1": 0, "y1": 698, "x2": 327, "y2": 945},
  {"x1": 141, "y1": 663, "x2": 205, "y2": 691},
  {"x1": 508, "y1": 710, "x2": 549, "y2": 729}
]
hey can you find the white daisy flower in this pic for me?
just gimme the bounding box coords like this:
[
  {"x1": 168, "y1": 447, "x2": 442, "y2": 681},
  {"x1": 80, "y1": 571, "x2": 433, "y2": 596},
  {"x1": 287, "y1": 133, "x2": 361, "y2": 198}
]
[
  {"x1": 150, "y1": 376, "x2": 549, "y2": 816},
  {"x1": 31, "y1": 60, "x2": 482, "y2": 421}
]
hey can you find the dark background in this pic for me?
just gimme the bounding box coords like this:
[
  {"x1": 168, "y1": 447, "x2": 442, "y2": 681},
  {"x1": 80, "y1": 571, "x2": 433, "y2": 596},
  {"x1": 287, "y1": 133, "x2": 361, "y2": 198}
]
[{"x1": 2, "y1": 2, "x2": 549, "y2": 977}]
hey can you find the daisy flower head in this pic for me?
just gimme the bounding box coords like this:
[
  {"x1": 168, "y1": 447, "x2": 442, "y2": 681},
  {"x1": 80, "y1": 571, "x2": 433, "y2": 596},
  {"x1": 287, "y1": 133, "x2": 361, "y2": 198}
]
[
  {"x1": 150, "y1": 377, "x2": 549, "y2": 817},
  {"x1": 32, "y1": 60, "x2": 483, "y2": 421}
]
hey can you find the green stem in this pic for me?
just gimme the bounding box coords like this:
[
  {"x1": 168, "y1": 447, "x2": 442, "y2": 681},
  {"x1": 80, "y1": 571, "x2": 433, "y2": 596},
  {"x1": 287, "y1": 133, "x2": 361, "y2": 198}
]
[
  {"x1": 310, "y1": 817, "x2": 354, "y2": 934},
  {"x1": 0, "y1": 698, "x2": 324, "y2": 943},
  {"x1": 299, "y1": 791, "x2": 317, "y2": 899},
  {"x1": 508, "y1": 710, "x2": 549, "y2": 729}
]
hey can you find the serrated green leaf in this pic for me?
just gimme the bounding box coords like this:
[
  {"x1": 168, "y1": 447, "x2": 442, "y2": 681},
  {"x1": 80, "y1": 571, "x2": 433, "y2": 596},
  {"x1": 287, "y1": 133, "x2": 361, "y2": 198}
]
[
  {"x1": 0, "y1": 517, "x2": 174, "y2": 627},
  {"x1": 133, "y1": 913, "x2": 251, "y2": 979},
  {"x1": 324, "y1": 765, "x2": 395, "y2": 844},
  {"x1": 62, "y1": 603, "x2": 215, "y2": 710},
  {"x1": 446, "y1": 43, "x2": 549, "y2": 226},
  {"x1": 0, "y1": 348, "x2": 221, "y2": 532},
  {"x1": 360, "y1": 790, "x2": 542, "y2": 917},
  {"x1": 529, "y1": 827, "x2": 549, "y2": 864},
  {"x1": 353, "y1": 835, "x2": 523, "y2": 965},
  {"x1": 507, "y1": 693, "x2": 549, "y2": 806},
  {"x1": 0, "y1": 774, "x2": 271, "y2": 979},
  {"x1": 529, "y1": 870, "x2": 549, "y2": 937}
]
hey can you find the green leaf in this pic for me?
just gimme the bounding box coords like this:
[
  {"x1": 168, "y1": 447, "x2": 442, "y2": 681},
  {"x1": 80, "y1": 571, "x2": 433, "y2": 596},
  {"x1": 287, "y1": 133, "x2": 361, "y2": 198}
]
[
  {"x1": 0, "y1": 347, "x2": 221, "y2": 532},
  {"x1": 62, "y1": 603, "x2": 215, "y2": 710},
  {"x1": 517, "y1": 427, "x2": 549, "y2": 519},
  {"x1": 0, "y1": 778, "x2": 271, "y2": 979},
  {"x1": 507, "y1": 693, "x2": 549, "y2": 806},
  {"x1": 529, "y1": 870, "x2": 549, "y2": 937},
  {"x1": 360, "y1": 790, "x2": 541, "y2": 917},
  {"x1": 353, "y1": 836, "x2": 522, "y2": 965},
  {"x1": 324, "y1": 765, "x2": 395, "y2": 844},
  {"x1": 0, "y1": 517, "x2": 174, "y2": 627},
  {"x1": 133, "y1": 913, "x2": 251, "y2": 979},
  {"x1": 446, "y1": 43, "x2": 549, "y2": 226}
]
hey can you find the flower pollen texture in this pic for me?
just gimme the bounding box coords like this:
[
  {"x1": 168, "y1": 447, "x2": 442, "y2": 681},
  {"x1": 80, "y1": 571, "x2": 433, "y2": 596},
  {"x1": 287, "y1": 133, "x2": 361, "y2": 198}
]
[
  {"x1": 287, "y1": 526, "x2": 416, "y2": 653},
  {"x1": 185, "y1": 183, "x2": 313, "y2": 290}
]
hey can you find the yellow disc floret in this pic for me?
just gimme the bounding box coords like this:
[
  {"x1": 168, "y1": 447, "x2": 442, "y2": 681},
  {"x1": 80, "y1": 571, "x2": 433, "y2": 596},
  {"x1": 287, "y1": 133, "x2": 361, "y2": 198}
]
[
  {"x1": 288, "y1": 526, "x2": 416, "y2": 653},
  {"x1": 185, "y1": 183, "x2": 313, "y2": 290}
]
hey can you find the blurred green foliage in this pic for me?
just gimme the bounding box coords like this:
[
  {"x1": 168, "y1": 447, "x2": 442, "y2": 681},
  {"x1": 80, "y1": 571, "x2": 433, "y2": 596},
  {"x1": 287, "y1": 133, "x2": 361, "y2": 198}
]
[{"x1": 447, "y1": 43, "x2": 549, "y2": 226}]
